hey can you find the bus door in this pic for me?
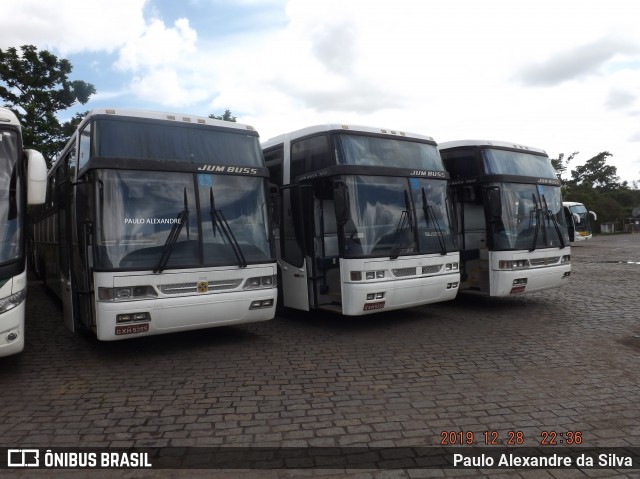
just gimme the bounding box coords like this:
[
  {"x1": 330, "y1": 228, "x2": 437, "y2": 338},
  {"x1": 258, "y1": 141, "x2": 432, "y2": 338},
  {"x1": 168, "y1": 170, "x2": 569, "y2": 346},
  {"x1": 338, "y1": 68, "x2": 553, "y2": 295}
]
[
  {"x1": 278, "y1": 184, "x2": 311, "y2": 311},
  {"x1": 56, "y1": 158, "x2": 75, "y2": 332},
  {"x1": 563, "y1": 206, "x2": 576, "y2": 242},
  {"x1": 71, "y1": 180, "x2": 94, "y2": 330},
  {"x1": 311, "y1": 179, "x2": 342, "y2": 313},
  {"x1": 456, "y1": 184, "x2": 489, "y2": 292}
]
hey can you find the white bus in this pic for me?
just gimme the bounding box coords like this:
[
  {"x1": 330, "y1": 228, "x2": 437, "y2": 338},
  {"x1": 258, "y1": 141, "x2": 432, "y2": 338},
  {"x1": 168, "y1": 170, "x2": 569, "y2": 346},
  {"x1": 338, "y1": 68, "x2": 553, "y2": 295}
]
[
  {"x1": 563, "y1": 201, "x2": 597, "y2": 242},
  {"x1": 1, "y1": 107, "x2": 47, "y2": 357},
  {"x1": 439, "y1": 140, "x2": 571, "y2": 297},
  {"x1": 263, "y1": 124, "x2": 460, "y2": 316},
  {"x1": 32, "y1": 109, "x2": 277, "y2": 341}
]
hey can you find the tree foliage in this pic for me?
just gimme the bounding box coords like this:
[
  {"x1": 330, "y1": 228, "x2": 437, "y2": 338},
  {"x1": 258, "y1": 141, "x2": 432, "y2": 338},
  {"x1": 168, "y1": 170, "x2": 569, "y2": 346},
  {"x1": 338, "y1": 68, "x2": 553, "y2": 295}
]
[
  {"x1": 0, "y1": 45, "x2": 95, "y2": 165},
  {"x1": 209, "y1": 109, "x2": 237, "y2": 122},
  {"x1": 550, "y1": 151, "x2": 640, "y2": 225}
]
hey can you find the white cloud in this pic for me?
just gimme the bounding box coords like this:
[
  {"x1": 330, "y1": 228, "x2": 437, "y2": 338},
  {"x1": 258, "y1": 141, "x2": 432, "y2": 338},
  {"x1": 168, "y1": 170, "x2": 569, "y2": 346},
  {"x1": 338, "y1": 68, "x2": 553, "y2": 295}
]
[
  {"x1": 0, "y1": 0, "x2": 147, "y2": 54},
  {"x1": 113, "y1": 17, "x2": 211, "y2": 107},
  {"x1": 129, "y1": 68, "x2": 210, "y2": 107},
  {"x1": 516, "y1": 37, "x2": 640, "y2": 86},
  {"x1": 3, "y1": 0, "x2": 640, "y2": 181},
  {"x1": 115, "y1": 18, "x2": 197, "y2": 71},
  {"x1": 606, "y1": 88, "x2": 638, "y2": 110}
]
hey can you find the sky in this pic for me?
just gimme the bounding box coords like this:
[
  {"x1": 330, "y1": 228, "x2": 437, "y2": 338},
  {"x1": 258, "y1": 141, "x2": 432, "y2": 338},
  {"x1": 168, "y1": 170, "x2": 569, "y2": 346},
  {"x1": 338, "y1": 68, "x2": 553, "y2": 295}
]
[{"x1": 1, "y1": 0, "x2": 640, "y2": 183}]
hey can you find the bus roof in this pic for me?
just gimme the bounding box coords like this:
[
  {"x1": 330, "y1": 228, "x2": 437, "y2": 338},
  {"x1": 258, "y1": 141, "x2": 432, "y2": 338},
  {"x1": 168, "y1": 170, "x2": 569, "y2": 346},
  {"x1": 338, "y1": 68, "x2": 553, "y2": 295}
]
[
  {"x1": 78, "y1": 108, "x2": 257, "y2": 133},
  {"x1": 0, "y1": 107, "x2": 20, "y2": 128},
  {"x1": 438, "y1": 139, "x2": 547, "y2": 156},
  {"x1": 262, "y1": 124, "x2": 434, "y2": 149},
  {"x1": 50, "y1": 108, "x2": 260, "y2": 170},
  {"x1": 563, "y1": 201, "x2": 586, "y2": 207}
]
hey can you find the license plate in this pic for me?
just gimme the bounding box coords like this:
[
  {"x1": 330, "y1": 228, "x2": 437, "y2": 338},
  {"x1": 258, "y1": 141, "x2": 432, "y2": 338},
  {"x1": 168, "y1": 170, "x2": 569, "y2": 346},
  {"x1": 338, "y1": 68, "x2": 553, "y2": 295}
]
[
  {"x1": 363, "y1": 301, "x2": 385, "y2": 311},
  {"x1": 115, "y1": 323, "x2": 150, "y2": 336}
]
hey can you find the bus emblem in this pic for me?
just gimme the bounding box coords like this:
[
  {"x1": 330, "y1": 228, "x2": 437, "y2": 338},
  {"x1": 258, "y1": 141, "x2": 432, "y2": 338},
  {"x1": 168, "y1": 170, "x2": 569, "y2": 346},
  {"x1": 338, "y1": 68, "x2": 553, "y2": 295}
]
[{"x1": 197, "y1": 281, "x2": 209, "y2": 293}]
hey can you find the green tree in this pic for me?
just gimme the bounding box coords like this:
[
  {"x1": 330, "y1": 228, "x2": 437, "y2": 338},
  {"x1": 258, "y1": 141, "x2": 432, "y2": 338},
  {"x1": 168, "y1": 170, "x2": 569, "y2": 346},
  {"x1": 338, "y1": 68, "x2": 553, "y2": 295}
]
[
  {"x1": 567, "y1": 151, "x2": 620, "y2": 191},
  {"x1": 557, "y1": 150, "x2": 640, "y2": 231},
  {"x1": 209, "y1": 109, "x2": 237, "y2": 122},
  {"x1": 550, "y1": 151, "x2": 578, "y2": 184},
  {"x1": 0, "y1": 45, "x2": 95, "y2": 165}
]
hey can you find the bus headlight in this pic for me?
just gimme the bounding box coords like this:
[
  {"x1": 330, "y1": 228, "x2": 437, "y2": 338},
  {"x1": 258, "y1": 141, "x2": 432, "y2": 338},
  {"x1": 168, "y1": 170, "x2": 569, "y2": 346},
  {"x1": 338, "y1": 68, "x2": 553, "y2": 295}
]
[
  {"x1": 244, "y1": 275, "x2": 277, "y2": 290},
  {"x1": 561, "y1": 255, "x2": 571, "y2": 263},
  {"x1": 498, "y1": 260, "x2": 529, "y2": 270},
  {"x1": 445, "y1": 262, "x2": 459, "y2": 271},
  {"x1": 0, "y1": 289, "x2": 26, "y2": 314},
  {"x1": 98, "y1": 286, "x2": 158, "y2": 301}
]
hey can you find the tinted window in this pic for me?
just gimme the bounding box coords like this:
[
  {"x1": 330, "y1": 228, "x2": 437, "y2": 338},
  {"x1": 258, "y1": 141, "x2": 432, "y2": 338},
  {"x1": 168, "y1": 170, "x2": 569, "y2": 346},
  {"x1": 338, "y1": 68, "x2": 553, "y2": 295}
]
[
  {"x1": 94, "y1": 119, "x2": 263, "y2": 167},
  {"x1": 441, "y1": 149, "x2": 482, "y2": 179},
  {"x1": 291, "y1": 135, "x2": 331, "y2": 180},
  {"x1": 336, "y1": 134, "x2": 444, "y2": 170},
  {"x1": 482, "y1": 148, "x2": 556, "y2": 179}
]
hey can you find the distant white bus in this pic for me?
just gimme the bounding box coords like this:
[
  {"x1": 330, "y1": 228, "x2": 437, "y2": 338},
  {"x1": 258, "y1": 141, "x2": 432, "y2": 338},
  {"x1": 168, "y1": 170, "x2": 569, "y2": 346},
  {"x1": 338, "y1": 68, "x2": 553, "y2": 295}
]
[
  {"x1": 1, "y1": 107, "x2": 47, "y2": 357},
  {"x1": 31, "y1": 109, "x2": 277, "y2": 341},
  {"x1": 563, "y1": 201, "x2": 597, "y2": 241},
  {"x1": 263, "y1": 124, "x2": 460, "y2": 315},
  {"x1": 439, "y1": 140, "x2": 571, "y2": 297}
]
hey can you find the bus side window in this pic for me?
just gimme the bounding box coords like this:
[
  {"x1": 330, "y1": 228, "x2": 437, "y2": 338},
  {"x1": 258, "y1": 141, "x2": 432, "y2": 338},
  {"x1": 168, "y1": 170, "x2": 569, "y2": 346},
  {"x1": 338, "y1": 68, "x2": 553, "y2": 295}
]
[
  {"x1": 291, "y1": 135, "x2": 331, "y2": 179},
  {"x1": 264, "y1": 146, "x2": 283, "y2": 186},
  {"x1": 79, "y1": 123, "x2": 91, "y2": 169}
]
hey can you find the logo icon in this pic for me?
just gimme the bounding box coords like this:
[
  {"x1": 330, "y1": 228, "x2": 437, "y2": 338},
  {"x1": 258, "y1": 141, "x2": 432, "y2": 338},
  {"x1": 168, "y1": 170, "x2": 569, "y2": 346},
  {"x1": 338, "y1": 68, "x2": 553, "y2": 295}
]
[
  {"x1": 197, "y1": 281, "x2": 209, "y2": 293},
  {"x1": 8, "y1": 449, "x2": 40, "y2": 467}
]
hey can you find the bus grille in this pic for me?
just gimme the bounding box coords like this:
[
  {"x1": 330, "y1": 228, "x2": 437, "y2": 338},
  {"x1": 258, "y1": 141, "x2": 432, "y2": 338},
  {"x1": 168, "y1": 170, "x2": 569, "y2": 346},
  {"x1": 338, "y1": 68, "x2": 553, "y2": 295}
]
[
  {"x1": 158, "y1": 279, "x2": 243, "y2": 294},
  {"x1": 421, "y1": 265, "x2": 443, "y2": 275},
  {"x1": 392, "y1": 267, "x2": 417, "y2": 277},
  {"x1": 529, "y1": 257, "x2": 560, "y2": 267}
]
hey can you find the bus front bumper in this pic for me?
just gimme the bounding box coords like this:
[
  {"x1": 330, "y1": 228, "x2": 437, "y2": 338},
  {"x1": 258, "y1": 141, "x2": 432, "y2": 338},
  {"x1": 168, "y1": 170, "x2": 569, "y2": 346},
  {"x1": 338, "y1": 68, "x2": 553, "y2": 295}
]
[
  {"x1": 341, "y1": 273, "x2": 460, "y2": 316},
  {"x1": 491, "y1": 264, "x2": 571, "y2": 296},
  {"x1": 95, "y1": 288, "x2": 277, "y2": 341}
]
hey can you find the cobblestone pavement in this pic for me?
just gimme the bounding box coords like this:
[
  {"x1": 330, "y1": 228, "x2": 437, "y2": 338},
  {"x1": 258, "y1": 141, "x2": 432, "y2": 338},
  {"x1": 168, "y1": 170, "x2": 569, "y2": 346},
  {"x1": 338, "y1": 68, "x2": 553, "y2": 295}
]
[{"x1": 1, "y1": 234, "x2": 640, "y2": 478}]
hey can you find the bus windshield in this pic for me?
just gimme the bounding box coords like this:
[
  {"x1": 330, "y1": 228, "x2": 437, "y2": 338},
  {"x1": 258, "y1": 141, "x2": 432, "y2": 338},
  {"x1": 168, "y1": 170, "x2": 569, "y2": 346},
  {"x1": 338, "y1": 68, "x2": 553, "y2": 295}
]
[
  {"x1": 490, "y1": 182, "x2": 568, "y2": 251},
  {"x1": 335, "y1": 134, "x2": 444, "y2": 170},
  {"x1": 0, "y1": 130, "x2": 21, "y2": 266},
  {"x1": 341, "y1": 175, "x2": 455, "y2": 258},
  {"x1": 93, "y1": 118, "x2": 263, "y2": 167},
  {"x1": 94, "y1": 169, "x2": 272, "y2": 270},
  {"x1": 482, "y1": 148, "x2": 557, "y2": 179},
  {"x1": 569, "y1": 204, "x2": 590, "y2": 231}
]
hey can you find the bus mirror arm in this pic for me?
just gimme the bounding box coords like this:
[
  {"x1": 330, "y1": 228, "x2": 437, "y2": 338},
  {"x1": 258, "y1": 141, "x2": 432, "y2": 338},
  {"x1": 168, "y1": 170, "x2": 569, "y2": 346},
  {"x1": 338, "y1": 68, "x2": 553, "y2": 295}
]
[{"x1": 589, "y1": 211, "x2": 597, "y2": 221}]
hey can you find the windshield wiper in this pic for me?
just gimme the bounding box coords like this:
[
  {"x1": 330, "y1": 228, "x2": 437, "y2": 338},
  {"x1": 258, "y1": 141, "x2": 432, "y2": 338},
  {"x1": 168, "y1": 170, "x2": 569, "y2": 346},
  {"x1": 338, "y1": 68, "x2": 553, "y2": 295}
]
[
  {"x1": 541, "y1": 194, "x2": 566, "y2": 249},
  {"x1": 210, "y1": 188, "x2": 247, "y2": 268},
  {"x1": 422, "y1": 187, "x2": 447, "y2": 255},
  {"x1": 154, "y1": 188, "x2": 189, "y2": 273},
  {"x1": 529, "y1": 193, "x2": 541, "y2": 252},
  {"x1": 390, "y1": 190, "x2": 414, "y2": 260}
]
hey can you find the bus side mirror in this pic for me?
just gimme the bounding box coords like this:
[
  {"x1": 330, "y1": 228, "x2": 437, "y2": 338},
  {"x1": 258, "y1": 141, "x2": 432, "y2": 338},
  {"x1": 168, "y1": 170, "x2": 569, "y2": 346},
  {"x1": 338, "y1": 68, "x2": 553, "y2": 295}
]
[
  {"x1": 573, "y1": 213, "x2": 581, "y2": 224},
  {"x1": 269, "y1": 183, "x2": 280, "y2": 227},
  {"x1": 485, "y1": 187, "x2": 502, "y2": 219},
  {"x1": 26, "y1": 149, "x2": 47, "y2": 205},
  {"x1": 589, "y1": 211, "x2": 597, "y2": 221},
  {"x1": 334, "y1": 181, "x2": 350, "y2": 226}
]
